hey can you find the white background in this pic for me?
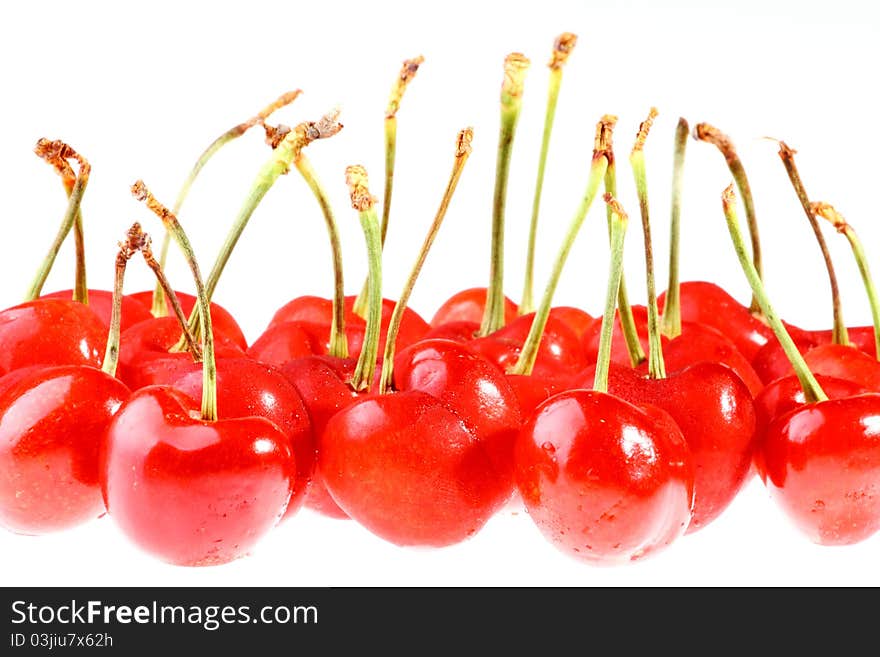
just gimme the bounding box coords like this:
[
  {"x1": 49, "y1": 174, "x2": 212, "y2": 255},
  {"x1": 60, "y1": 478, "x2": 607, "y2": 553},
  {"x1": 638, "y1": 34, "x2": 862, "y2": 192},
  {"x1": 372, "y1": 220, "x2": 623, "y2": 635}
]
[{"x1": 2, "y1": 0, "x2": 879, "y2": 586}]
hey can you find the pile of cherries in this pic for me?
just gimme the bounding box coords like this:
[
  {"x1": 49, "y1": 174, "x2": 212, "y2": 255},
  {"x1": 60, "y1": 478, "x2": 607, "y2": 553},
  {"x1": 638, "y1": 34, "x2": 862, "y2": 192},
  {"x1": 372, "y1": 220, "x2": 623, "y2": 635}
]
[{"x1": 3, "y1": 35, "x2": 880, "y2": 567}]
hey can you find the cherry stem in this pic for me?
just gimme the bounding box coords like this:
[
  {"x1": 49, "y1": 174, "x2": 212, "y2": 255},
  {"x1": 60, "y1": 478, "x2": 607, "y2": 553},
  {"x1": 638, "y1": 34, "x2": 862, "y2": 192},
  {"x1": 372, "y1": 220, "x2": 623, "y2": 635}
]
[
  {"x1": 27, "y1": 139, "x2": 91, "y2": 303},
  {"x1": 509, "y1": 123, "x2": 609, "y2": 377},
  {"x1": 695, "y1": 123, "x2": 763, "y2": 315},
  {"x1": 630, "y1": 108, "x2": 666, "y2": 380},
  {"x1": 152, "y1": 90, "x2": 301, "y2": 317},
  {"x1": 813, "y1": 202, "x2": 880, "y2": 362},
  {"x1": 351, "y1": 56, "x2": 424, "y2": 318},
  {"x1": 722, "y1": 185, "x2": 827, "y2": 402},
  {"x1": 139, "y1": 236, "x2": 202, "y2": 361},
  {"x1": 776, "y1": 141, "x2": 848, "y2": 345},
  {"x1": 132, "y1": 181, "x2": 218, "y2": 421},
  {"x1": 179, "y1": 109, "x2": 343, "y2": 346},
  {"x1": 593, "y1": 195, "x2": 629, "y2": 393},
  {"x1": 479, "y1": 53, "x2": 530, "y2": 337},
  {"x1": 660, "y1": 118, "x2": 688, "y2": 339},
  {"x1": 101, "y1": 224, "x2": 143, "y2": 377},
  {"x1": 293, "y1": 153, "x2": 348, "y2": 358},
  {"x1": 519, "y1": 33, "x2": 577, "y2": 316},
  {"x1": 379, "y1": 128, "x2": 473, "y2": 394},
  {"x1": 600, "y1": 117, "x2": 645, "y2": 367},
  {"x1": 346, "y1": 166, "x2": 383, "y2": 392}
]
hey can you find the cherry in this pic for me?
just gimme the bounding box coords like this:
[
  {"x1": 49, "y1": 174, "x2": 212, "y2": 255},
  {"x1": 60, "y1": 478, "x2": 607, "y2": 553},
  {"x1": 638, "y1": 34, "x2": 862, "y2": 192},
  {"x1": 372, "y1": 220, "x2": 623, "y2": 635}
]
[
  {"x1": 42, "y1": 289, "x2": 153, "y2": 332},
  {"x1": 171, "y1": 358, "x2": 314, "y2": 518},
  {"x1": 127, "y1": 290, "x2": 247, "y2": 350},
  {"x1": 103, "y1": 182, "x2": 295, "y2": 566},
  {"x1": 0, "y1": 366, "x2": 129, "y2": 534},
  {"x1": 0, "y1": 299, "x2": 107, "y2": 376},
  {"x1": 430, "y1": 287, "x2": 518, "y2": 327},
  {"x1": 116, "y1": 314, "x2": 247, "y2": 390},
  {"x1": 517, "y1": 191, "x2": 694, "y2": 564}
]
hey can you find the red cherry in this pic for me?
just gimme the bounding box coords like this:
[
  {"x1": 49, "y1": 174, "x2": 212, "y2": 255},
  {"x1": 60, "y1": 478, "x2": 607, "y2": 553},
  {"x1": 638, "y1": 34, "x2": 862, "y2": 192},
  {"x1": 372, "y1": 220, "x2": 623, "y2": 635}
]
[
  {"x1": 658, "y1": 281, "x2": 773, "y2": 361},
  {"x1": 42, "y1": 289, "x2": 153, "y2": 332},
  {"x1": 754, "y1": 335, "x2": 880, "y2": 386},
  {"x1": 761, "y1": 394, "x2": 880, "y2": 545},
  {"x1": 752, "y1": 374, "x2": 866, "y2": 478},
  {"x1": 652, "y1": 322, "x2": 764, "y2": 398},
  {"x1": 505, "y1": 373, "x2": 560, "y2": 420},
  {"x1": 423, "y1": 320, "x2": 481, "y2": 343},
  {"x1": 547, "y1": 306, "x2": 594, "y2": 339},
  {"x1": 171, "y1": 358, "x2": 315, "y2": 518},
  {"x1": 515, "y1": 389, "x2": 693, "y2": 564},
  {"x1": 571, "y1": 361, "x2": 756, "y2": 532},
  {"x1": 469, "y1": 313, "x2": 586, "y2": 381},
  {"x1": 101, "y1": 386, "x2": 295, "y2": 565},
  {"x1": 430, "y1": 287, "x2": 518, "y2": 327},
  {"x1": 280, "y1": 356, "x2": 360, "y2": 519},
  {"x1": 0, "y1": 299, "x2": 107, "y2": 376},
  {"x1": 126, "y1": 290, "x2": 248, "y2": 350},
  {"x1": 116, "y1": 316, "x2": 247, "y2": 389},
  {"x1": 247, "y1": 321, "x2": 327, "y2": 368},
  {"x1": 0, "y1": 365, "x2": 129, "y2": 534},
  {"x1": 318, "y1": 340, "x2": 519, "y2": 546}
]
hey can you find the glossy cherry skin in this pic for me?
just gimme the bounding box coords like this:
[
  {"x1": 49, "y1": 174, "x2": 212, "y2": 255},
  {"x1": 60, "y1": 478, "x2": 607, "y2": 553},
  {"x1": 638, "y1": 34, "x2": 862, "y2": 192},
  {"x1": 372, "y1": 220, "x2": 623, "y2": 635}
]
[
  {"x1": 126, "y1": 290, "x2": 248, "y2": 350},
  {"x1": 265, "y1": 294, "x2": 430, "y2": 357},
  {"x1": 757, "y1": 343, "x2": 880, "y2": 391},
  {"x1": 761, "y1": 394, "x2": 880, "y2": 545},
  {"x1": 572, "y1": 362, "x2": 756, "y2": 533},
  {"x1": 548, "y1": 306, "x2": 595, "y2": 339},
  {"x1": 101, "y1": 386, "x2": 295, "y2": 566},
  {"x1": 469, "y1": 313, "x2": 587, "y2": 382},
  {"x1": 320, "y1": 390, "x2": 510, "y2": 547},
  {"x1": 658, "y1": 281, "x2": 773, "y2": 361},
  {"x1": 515, "y1": 389, "x2": 694, "y2": 564},
  {"x1": 653, "y1": 322, "x2": 764, "y2": 398},
  {"x1": 752, "y1": 374, "x2": 866, "y2": 478},
  {"x1": 248, "y1": 321, "x2": 328, "y2": 368},
  {"x1": 116, "y1": 316, "x2": 247, "y2": 389},
  {"x1": 423, "y1": 320, "x2": 481, "y2": 343},
  {"x1": 393, "y1": 338, "x2": 522, "y2": 485},
  {"x1": 43, "y1": 289, "x2": 153, "y2": 332},
  {"x1": 172, "y1": 358, "x2": 314, "y2": 518},
  {"x1": 506, "y1": 373, "x2": 561, "y2": 420},
  {"x1": 0, "y1": 365, "x2": 129, "y2": 534},
  {"x1": 430, "y1": 287, "x2": 518, "y2": 327},
  {"x1": 753, "y1": 329, "x2": 879, "y2": 385},
  {"x1": 280, "y1": 356, "x2": 359, "y2": 519},
  {"x1": 0, "y1": 299, "x2": 107, "y2": 376}
]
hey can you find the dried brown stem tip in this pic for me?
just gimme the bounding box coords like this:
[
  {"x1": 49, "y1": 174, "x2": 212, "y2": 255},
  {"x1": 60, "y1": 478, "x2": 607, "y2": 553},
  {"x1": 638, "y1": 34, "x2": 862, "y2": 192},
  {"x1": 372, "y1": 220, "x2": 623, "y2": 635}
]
[
  {"x1": 603, "y1": 193, "x2": 628, "y2": 221},
  {"x1": 594, "y1": 115, "x2": 618, "y2": 159},
  {"x1": 345, "y1": 165, "x2": 375, "y2": 211},
  {"x1": 694, "y1": 123, "x2": 738, "y2": 165},
  {"x1": 456, "y1": 127, "x2": 474, "y2": 158},
  {"x1": 812, "y1": 202, "x2": 849, "y2": 232},
  {"x1": 34, "y1": 138, "x2": 90, "y2": 182},
  {"x1": 632, "y1": 107, "x2": 660, "y2": 153},
  {"x1": 131, "y1": 180, "x2": 174, "y2": 227},
  {"x1": 501, "y1": 53, "x2": 531, "y2": 104},
  {"x1": 262, "y1": 123, "x2": 292, "y2": 149},
  {"x1": 386, "y1": 56, "x2": 425, "y2": 118},
  {"x1": 119, "y1": 222, "x2": 151, "y2": 262},
  {"x1": 722, "y1": 183, "x2": 737, "y2": 207},
  {"x1": 303, "y1": 107, "x2": 344, "y2": 144},
  {"x1": 549, "y1": 32, "x2": 578, "y2": 69}
]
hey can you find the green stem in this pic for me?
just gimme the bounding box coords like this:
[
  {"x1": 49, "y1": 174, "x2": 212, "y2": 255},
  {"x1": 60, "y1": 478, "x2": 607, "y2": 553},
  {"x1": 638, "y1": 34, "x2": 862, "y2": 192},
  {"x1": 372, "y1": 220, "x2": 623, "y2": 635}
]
[
  {"x1": 379, "y1": 128, "x2": 472, "y2": 393},
  {"x1": 603, "y1": 138, "x2": 645, "y2": 367},
  {"x1": 630, "y1": 109, "x2": 665, "y2": 379},
  {"x1": 71, "y1": 186, "x2": 88, "y2": 304},
  {"x1": 660, "y1": 118, "x2": 688, "y2": 339},
  {"x1": 101, "y1": 241, "x2": 133, "y2": 378},
  {"x1": 593, "y1": 196, "x2": 629, "y2": 393},
  {"x1": 695, "y1": 123, "x2": 763, "y2": 314},
  {"x1": 520, "y1": 68, "x2": 563, "y2": 316},
  {"x1": 722, "y1": 185, "x2": 826, "y2": 402},
  {"x1": 346, "y1": 167, "x2": 383, "y2": 392},
  {"x1": 813, "y1": 203, "x2": 880, "y2": 362},
  {"x1": 179, "y1": 111, "x2": 343, "y2": 346},
  {"x1": 26, "y1": 161, "x2": 90, "y2": 301},
  {"x1": 133, "y1": 181, "x2": 217, "y2": 421},
  {"x1": 479, "y1": 53, "x2": 530, "y2": 337},
  {"x1": 152, "y1": 90, "x2": 302, "y2": 317},
  {"x1": 777, "y1": 142, "x2": 848, "y2": 345},
  {"x1": 294, "y1": 154, "x2": 348, "y2": 358},
  {"x1": 509, "y1": 153, "x2": 608, "y2": 376}
]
